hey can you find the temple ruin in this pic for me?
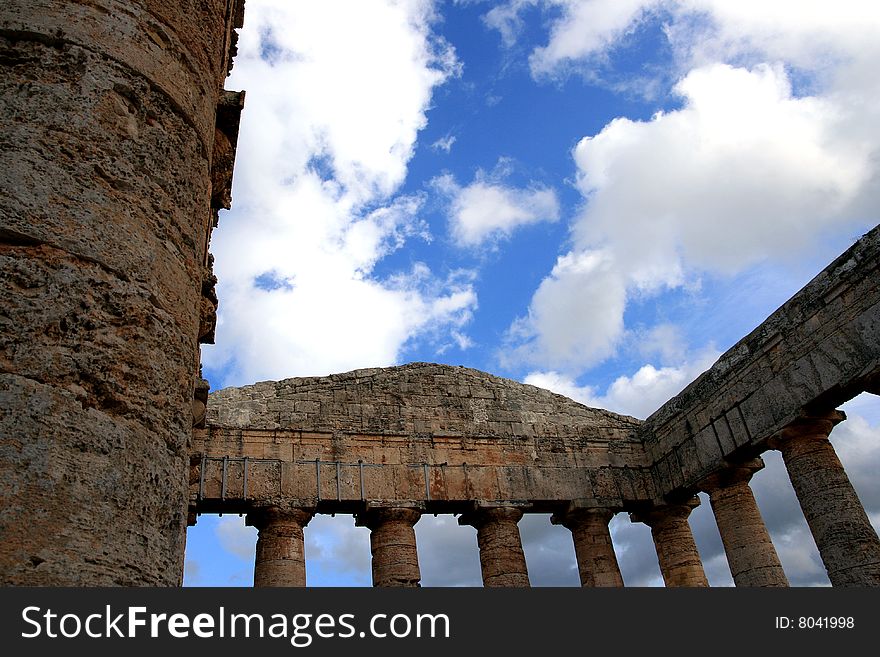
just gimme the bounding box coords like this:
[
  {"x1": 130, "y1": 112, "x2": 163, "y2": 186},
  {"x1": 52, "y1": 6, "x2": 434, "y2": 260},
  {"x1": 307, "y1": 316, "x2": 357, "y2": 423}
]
[
  {"x1": 1, "y1": 1, "x2": 879, "y2": 588},
  {"x1": 192, "y1": 225, "x2": 880, "y2": 588}
]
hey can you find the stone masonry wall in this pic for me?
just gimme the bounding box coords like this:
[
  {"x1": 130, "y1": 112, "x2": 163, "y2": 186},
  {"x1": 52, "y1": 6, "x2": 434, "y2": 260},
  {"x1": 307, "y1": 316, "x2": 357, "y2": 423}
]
[
  {"x1": 641, "y1": 224, "x2": 880, "y2": 501},
  {"x1": 194, "y1": 364, "x2": 650, "y2": 514},
  {"x1": 0, "y1": 0, "x2": 243, "y2": 585}
]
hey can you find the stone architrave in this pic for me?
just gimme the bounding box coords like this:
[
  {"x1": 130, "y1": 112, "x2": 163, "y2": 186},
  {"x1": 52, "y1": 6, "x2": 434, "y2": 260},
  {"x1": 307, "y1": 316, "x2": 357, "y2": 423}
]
[{"x1": 769, "y1": 411, "x2": 880, "y2": 586}]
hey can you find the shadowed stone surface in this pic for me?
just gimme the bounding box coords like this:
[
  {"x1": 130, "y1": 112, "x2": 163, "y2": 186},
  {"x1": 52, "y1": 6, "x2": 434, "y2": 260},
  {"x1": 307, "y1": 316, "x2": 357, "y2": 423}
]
[
  {"x1": 0, "y1": 0, "x2": 243, "y2": 585},
  {"x1": 641, "y1": 224, "x2": 880, "y2": 502},
  {"x1": 700, "y1": 461, "x2": 788, "y2": 587},
  {"x1": 769, "y1": 412, "x2": 880, "y2": 586},
  {"x1": 553, "y1": 507, "x2": 623, "y2": 587},
  {"x1": 632, "y1": 499, "x2": 709, "y2": 587}
]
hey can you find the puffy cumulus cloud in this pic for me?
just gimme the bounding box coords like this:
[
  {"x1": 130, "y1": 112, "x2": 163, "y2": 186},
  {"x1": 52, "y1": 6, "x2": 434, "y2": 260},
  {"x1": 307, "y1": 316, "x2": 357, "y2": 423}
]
[
  {"x1": 486, "y1": 1, "x2": 880, "y2": 82},
  {"x1": 524, "y1": 344, "x2": 719, "y2": 419},
  {"x1": 434, "y1": 167, "x2": 560, "y2": 248},
  {"x1": 499, "y1": 1, "x2": 879, "y2": 374},
  {"x1": 672, "y1": 0, "x2": 880, "y2": 75},
  {"x1": 573, "y1": 62, "x2": 873, "y2": 279},
  {"x1": 503, "y1": 250, "x2": 625, "y2": 372},
  {"x1": 204, "y1": 0, "x2": 475, "y2": 386},
  {"x1": 529, "y1": 0, "x2": 663, "y2": 77}
]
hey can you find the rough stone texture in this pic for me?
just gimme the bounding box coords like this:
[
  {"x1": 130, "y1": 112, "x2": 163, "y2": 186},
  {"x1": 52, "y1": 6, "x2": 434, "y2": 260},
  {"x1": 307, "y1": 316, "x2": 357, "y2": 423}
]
[
  {"x1": 641, "y1": 224, "x2": 880, "y2": 500},
  {"x1": 356, "y1": 507, "x2": 422, "y2": 587},
  {"x1": 0, "y1": 0, "x2": 243, "y2": 585},
  {"x1": 632, "y1": 499, "x2": 709, "y2": 587},
  {"x1": 460, "y1": 506, "x2": 530, "y2": 587},
  {"x1": 769, "y1": 412, "x2": 880, "y2": 586},
  {"x1": 208, "y1": 362, "x2": 641, "y2": 441},
  {"x1": 194, "y1": 363, "x2": 649, "y2": 514},
  {"x1": 247, "y1": 506, "x2": 313, "y2": 587},
  {"x1": 700, "y1": 460, "x2": 788, "y2": 587},
  {"x1": 553, "y1": 507, "x2": 623, "y2": 587}
]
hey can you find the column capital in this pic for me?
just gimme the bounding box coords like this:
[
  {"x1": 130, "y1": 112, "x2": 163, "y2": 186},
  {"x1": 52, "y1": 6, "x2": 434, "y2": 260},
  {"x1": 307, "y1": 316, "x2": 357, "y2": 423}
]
[
  {"x1": 767, "y1": 410, "x2": 846, "y2": 449},
  {"x1": 630, "y1": 497, "x2": 700, "y2": 528},
  {"x1": 551, "y1": 505, "x2": 614, "y2": 529},
  {"x1": 698, "y1": 458, "x2": 764, "y2": 494},
  {"x1": 458, "y1": 504, "x2": 524, "y2": 529},
  {"x1": 355, "y1": 506, "x2": 422, "y2": 530},
  {"x1": 246, "y1": 506, "x2": 315, "y2": 531}
]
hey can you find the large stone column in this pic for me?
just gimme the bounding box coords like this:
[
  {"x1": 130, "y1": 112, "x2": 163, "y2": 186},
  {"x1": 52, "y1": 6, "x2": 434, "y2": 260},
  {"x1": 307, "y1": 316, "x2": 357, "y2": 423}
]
[
  {"x1": 459, "y1": 506, "x2": 530, "y2": 587},
  {"x1": 700, "y1": 460, "x2": 788, "y2": 587},
  {"x1": 552, "y1": 507, "x2": 623, "y2": 587},
  {"x1": 356, "y1": 507, "x2": 422, "y2": 587},
  {"x1": 247, "y1": 507, "x2": 314, "y2": 588},
  {"x1": 768, "y1": 411, "x2": 880, "y2": 586},
  {"x1": 632, "y1": 498, "x2": 709, "y2": 587},
  {"x1": 0, "y1": 1, "x2": 244, "y2": 585}
]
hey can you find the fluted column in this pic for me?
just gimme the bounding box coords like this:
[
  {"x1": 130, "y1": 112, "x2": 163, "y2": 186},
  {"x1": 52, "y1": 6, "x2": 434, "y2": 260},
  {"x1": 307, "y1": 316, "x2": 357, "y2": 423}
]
[
  {"x1": 246, "y1": 507, "x2": 314, "y2": 587},
  {"x1": 459, "y1": 506, "x2": 530, "y2": 587},
  {"x1": 632, "y1": 498, "x2": 708, "y2": 587},
  {"x1": 768, "y1": 411, "x2": 880, "y2": 586},
  {"x1": 700, "y1": 459, "x2": 788, "y2": 587},
  {"x1": 356, "y1": 507, "x2": 422, "y2": 587},
  {"x1": 552, "y1": 507, "x2": 622, "y2": 587}
]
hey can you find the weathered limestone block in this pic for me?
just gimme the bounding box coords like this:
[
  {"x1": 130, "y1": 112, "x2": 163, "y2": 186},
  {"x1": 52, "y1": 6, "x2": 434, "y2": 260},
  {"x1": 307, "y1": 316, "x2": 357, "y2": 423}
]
[
  {"x1": 247, "y1": 507, "x2": 314, "y2": 587},
  {"x1": 356, "y1": 507, "x2": 422, "y2": 587},
  {"x1": 700, "y1": 460, "x2": 788, "y2": 587},
  {"x1": 208, "y1": 363, "x2": 642, "y2": 443},
  {"x1": 459, "y1": 506, "x2": 530, "y2": 587},
  {"x1": 0, "y1": 0, "x2": 243, "y2": 585},
  {"x1": 552, "y1": 507, "x2": 623, "y2": 587},
  {"x1": 632, "y1": 498, "x2": 708, "y2": 587},
  {"x1": 768, "y1": 412, "x2": 880, "y2": 586}
]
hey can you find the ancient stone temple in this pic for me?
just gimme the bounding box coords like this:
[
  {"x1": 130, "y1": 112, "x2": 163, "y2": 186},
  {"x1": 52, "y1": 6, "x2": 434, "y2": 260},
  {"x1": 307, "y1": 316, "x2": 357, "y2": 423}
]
[
  {"x1": 191, "y1": 218, "x2": 880, "y2": 588},
  {"x1": 1, "y1": 0, "x2": 879, "y2": 588}
]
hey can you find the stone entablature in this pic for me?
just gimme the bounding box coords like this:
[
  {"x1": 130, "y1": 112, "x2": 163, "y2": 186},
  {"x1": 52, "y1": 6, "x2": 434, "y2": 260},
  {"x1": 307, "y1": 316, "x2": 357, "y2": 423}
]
[
  {"x1": 193, "y1": 364, "x2": 651, "y2": 514},
  {"x1": 640, "y1": 224, "x2": 880, "y2": 500}
]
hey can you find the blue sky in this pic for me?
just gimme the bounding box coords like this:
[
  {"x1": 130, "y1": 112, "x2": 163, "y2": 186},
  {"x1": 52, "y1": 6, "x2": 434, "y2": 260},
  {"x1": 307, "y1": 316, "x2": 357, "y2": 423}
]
[{"x1": 185, "y1": 0, "x2": 880, "y2": 587}]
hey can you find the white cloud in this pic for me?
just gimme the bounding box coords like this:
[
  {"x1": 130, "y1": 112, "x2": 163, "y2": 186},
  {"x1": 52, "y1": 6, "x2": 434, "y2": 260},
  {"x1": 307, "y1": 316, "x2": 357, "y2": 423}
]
[
  {"x1": 504, "y1": 249, "x2": 625, "y2": 371},
  {"x1": 635, "y1": 323, "x2": 687, "y2": 364},
  {"x1": 573, "y1": 62, "x2": 873, "y2": 279},
  {"x1": 525, "y1": 344, "x2": 718, "y2": 418},
  {"x1": 435, "y1": 167, "x2": 560, "y2": 247},
  {"x1": 431, "y1": 134, "x2": 457, "y2": 153},
  {"x1": 483, "y1": 0, "x2": 537, "y2": 47},
  {"x1": 487, "y1": 1, "x2": 880, "y2": 81},
  {"x1": 216, "y1": 515, "x2": 257, "y2": 561},
  {"x1": 203, "y1": 0, "x2": 477, "y2": 385},
  {"x1": 500, "y1": 1, "x2": 879, "y2": 373},
  {"x1": 529, "y1": 0, "x2": 663, "y2": 77}
]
